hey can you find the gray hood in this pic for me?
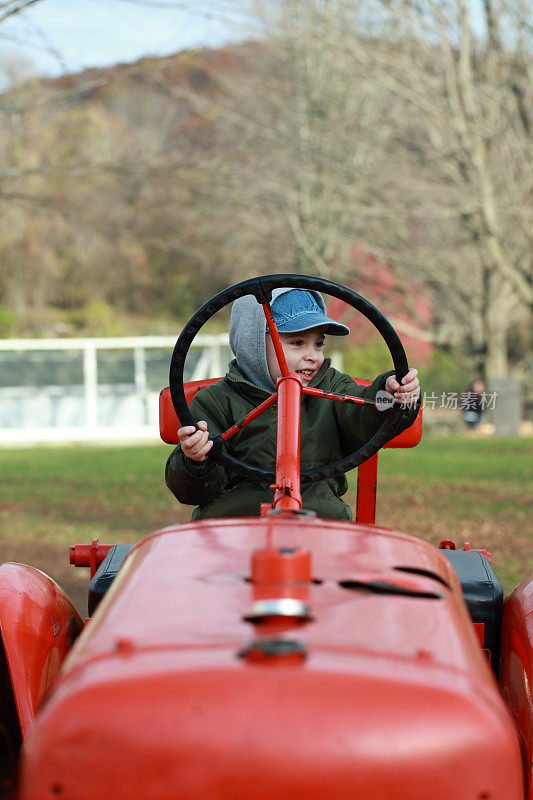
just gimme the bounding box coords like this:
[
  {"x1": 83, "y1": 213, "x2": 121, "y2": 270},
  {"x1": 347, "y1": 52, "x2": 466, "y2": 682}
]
[{"x1": 229, "y1": 287, "x2": 330, "y2": 392}]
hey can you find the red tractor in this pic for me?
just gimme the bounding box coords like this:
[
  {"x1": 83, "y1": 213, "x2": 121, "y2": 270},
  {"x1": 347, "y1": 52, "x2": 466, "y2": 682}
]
[{"x1": 1, "y1": 275, "x2": 531, "y2": 799}]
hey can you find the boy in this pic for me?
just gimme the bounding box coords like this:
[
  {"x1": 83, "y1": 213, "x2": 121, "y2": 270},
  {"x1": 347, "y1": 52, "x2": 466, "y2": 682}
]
[{"x1": 166, "y1": 288, "x2": 420, "y2": 520}]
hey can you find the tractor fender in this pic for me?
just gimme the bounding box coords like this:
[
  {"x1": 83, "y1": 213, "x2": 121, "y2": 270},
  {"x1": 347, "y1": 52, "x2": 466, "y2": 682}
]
[
  {"x1": 0, "y1": 563, "x2": 83, "y2": 740},
  {"x1": 500, "y1": 576, "x2": 533, "y2": 798}
]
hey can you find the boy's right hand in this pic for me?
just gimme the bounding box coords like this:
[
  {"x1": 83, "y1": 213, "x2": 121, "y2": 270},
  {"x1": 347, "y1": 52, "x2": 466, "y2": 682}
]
[{"x1": 178, "y1": 420, "x2": 213, "y2": 463}]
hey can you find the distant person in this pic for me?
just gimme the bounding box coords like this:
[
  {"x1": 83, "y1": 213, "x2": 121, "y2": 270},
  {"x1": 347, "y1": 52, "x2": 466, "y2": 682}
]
[
  {"x1": 462, "y1": 380, "x2": 485, "y2": 429},
  {"x1": 166, "y1": 287, "x2": 421, "y2": 520}
]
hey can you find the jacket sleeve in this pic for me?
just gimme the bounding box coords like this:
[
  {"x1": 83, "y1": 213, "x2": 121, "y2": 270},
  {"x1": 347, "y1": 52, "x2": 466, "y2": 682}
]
[
  {"x1": 331, "y1": 370, "x2": 421, "y2": 456},
  {"x1": 165, "y1": 386, "x2": 232, "y2": 506}
]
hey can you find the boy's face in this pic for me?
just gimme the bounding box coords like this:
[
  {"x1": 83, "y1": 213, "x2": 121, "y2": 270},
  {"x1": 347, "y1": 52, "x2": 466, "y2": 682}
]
[{"x1": 266, "y1": 325, "x2": 326, "y2": 384}]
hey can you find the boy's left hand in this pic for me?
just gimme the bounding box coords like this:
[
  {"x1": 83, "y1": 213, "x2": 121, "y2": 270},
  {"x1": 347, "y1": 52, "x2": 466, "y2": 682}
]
[{"x1": 385, "y1": 368, "x2": 420, "y2": 406}]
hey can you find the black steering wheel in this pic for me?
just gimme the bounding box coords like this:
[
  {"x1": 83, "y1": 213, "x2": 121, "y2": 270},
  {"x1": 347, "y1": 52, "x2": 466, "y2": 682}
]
[{"x1": 169, "y1": 274, "x2": 409, "y2": 483}]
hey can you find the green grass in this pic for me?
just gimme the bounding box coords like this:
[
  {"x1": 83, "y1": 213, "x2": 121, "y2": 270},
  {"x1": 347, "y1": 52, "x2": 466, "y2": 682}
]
[
  {"x1": 0, "y1": 443, "x2": 184, "y2": 542},
  {"x1": 379, "y1": 435, "x2": 531, "y2": 483},
  {"x1": 1, "y1": 436, "x2": 531, "y2": 595}
]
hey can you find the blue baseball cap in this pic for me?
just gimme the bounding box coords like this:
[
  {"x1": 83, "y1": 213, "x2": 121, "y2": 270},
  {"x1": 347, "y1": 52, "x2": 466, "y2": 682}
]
[{"x1": 271, "y1": 290, "x2": 349, "y2": 336}]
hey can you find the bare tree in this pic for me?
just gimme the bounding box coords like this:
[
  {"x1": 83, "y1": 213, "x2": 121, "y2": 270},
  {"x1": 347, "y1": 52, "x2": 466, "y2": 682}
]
[
  {"x1": 178, "y1": 0, "x2": 530, "y2": 380},
  {"x1": 156, "y1": 3, "x2": 415, "y2": 287},
  {"x1": 0, "y1": 0, "x2": 41, "y2": 24},
  {"x1": 366, "y1": 0, "x2": 532, "y2": 379}
]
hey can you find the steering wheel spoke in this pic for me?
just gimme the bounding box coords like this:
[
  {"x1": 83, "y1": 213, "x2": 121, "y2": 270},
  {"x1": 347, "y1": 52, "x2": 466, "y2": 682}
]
[
  {"x1": 262, "y1": 299, "x2": 290, "y2": 377},
  {"x1": 302, "y1": 386, "x2": 380, "y2": 408},
  {"x1": 219, "y1": 392, "x2": 278, "y2": 442}
]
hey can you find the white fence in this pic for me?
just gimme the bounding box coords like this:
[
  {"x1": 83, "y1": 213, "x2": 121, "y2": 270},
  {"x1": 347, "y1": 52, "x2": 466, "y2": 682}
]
[{"x1": 0, "y1": 335, "x2": 230, "y2": 444}]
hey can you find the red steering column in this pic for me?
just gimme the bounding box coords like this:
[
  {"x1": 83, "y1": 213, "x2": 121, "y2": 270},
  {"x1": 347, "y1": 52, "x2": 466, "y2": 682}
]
[{"x1": 271, "y1": 373, "x2": 303, "y2": 512}]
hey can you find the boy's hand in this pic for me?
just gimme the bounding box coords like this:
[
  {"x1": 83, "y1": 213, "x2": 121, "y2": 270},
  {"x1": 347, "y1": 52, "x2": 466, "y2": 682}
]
[
  {"x1": 178, "y1": 420, "x2": 213, "y2": 462},
  {"x1": 385, "y1": 368, "x2": 420, "y2": 406}
]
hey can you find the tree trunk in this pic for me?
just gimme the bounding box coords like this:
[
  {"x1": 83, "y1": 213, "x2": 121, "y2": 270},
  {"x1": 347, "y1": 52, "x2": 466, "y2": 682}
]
[{"x1": 485, "y1": 315, "x2": 509, "y2": 381}]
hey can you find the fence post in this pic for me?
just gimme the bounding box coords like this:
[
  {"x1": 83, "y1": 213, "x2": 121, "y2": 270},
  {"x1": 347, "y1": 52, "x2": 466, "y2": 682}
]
[
  {"x1": 134, "y1": 346, "x2": 148, "y2": 424},
  {"x1": 83, "y1": 344, "x2": 98, "y2": 430}
]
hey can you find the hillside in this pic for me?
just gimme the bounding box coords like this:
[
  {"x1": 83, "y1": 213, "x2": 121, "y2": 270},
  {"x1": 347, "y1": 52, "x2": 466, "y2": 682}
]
[{"x1": 0, "y1": 41, "x2": 273, "y2": 337}]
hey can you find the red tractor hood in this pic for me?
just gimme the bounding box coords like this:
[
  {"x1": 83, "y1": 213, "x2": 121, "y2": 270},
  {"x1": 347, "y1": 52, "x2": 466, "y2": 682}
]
[{"x1": 21, "y1": 518, "x2": 523, "y2": 799}]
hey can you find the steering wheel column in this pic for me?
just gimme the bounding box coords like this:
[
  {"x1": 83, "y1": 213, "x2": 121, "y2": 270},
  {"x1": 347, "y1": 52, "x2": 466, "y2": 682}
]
[
  {"x1": 267, "y1": 372, "x2": 304, "y2": 514},
  {"x1": 261, "y1": 291, "x2": 303, "y2": 514}
]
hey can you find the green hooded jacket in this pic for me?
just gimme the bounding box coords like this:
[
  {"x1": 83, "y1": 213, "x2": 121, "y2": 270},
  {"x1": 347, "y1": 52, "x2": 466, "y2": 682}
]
[{"x1": 165, "y1": 357, "x2": 419, "y2": 520}]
